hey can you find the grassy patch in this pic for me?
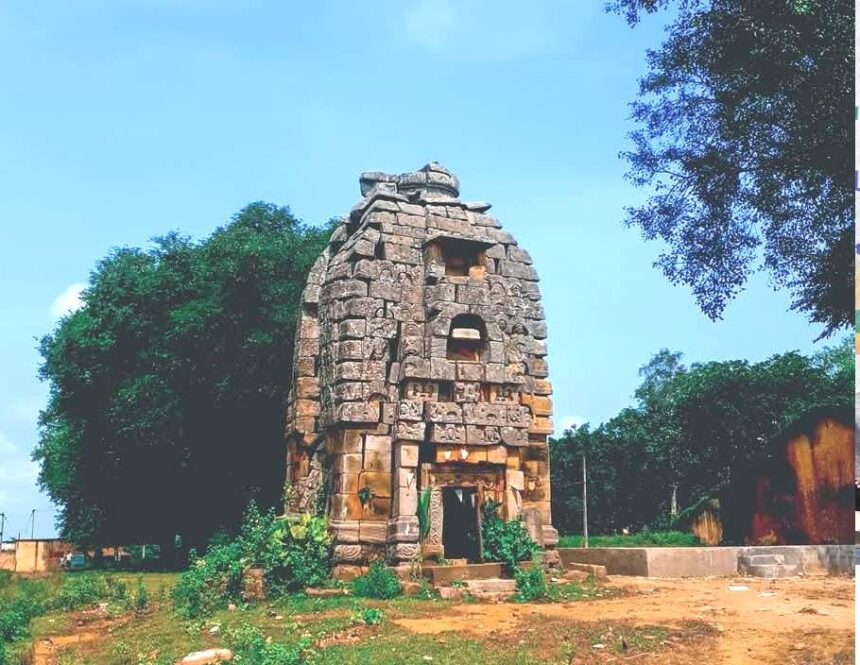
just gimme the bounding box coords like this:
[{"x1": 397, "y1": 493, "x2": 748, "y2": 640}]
[
  {"x1": 558, "y1": 531, "x2": 700, "y2": 548},
  {"x1": 10, "y1": 570, "x2": 695, "y2": 665}
]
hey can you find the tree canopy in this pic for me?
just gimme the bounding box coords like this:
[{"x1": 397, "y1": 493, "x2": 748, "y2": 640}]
[
  {"x1": 608, "y1": 0, "x2": 853, "y2": 337},
  {"x1": 34, "y1": 203, "x2": 331, "y2": 550},
  {"x1": 550, "y1": 338, "x2": 853, "y2": 536}
]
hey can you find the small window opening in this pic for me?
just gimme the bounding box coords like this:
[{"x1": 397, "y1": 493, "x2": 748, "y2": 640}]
[
  {"x1": 441, "y1": 240, "x2": 485, "y2": 277},
  {"x1": 447, "y1": 314, "x2": 487, "y2": 361}
]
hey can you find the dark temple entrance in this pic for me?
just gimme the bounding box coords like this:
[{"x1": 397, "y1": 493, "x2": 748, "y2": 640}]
[{"x1": 442, "y1": 487, "x2": 481, "y2": 561}]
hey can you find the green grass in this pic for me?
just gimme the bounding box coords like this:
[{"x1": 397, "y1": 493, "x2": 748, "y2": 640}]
[
  {"x1": 557, "y1": 530, "x2": 700, "y2": 548},
  {"x1": 4, "y1": 570, "x2": 713, "y2": 664}
]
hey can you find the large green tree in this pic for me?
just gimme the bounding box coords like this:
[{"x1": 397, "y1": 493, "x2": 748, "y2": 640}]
[
  {"x1": 608, "y1": 0, "x2": 853, "y2": 337},
  {"x1": 35, "y1": 203, "x2": 330, "y2": 552},
  {"x1": 550, "y1": 339, "x2": 853, "y2": 535}
]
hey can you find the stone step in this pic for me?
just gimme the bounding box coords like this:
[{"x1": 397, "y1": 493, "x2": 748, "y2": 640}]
[
  {"x1": 563, "y1": 562, "x2": 608, "y2": 579},
  {"x1": 744, "y1": 564, "x2": 799, "y2": 579},
  {"x1": 462, "y1": 578, "x2": 517, "y2": 594},
  {"x1": 423, "y1": 562, "x2": 505, "y2": 586},
  {"x1": 437, "y1": 578, "x2": 516, "y2": 601}
]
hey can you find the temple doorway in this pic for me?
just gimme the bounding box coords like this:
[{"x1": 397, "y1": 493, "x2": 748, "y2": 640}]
[{"x1": 442, "y1": 487, "x2": 481, "y2": 562}]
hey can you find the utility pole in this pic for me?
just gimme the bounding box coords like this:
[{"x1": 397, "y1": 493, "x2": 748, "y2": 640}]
[
  {"x1": 0, "y1": 512, "x2": 5, "y2": 544},
  {"x1": 582, "y1": 453, "x2": 589, "y2": 549},
  {"x1": 30, "y1": 509, "x2": 36, "y2": 539},
  {"x1": 670, "y1": 483, "x2": 678, "y2": 519}
]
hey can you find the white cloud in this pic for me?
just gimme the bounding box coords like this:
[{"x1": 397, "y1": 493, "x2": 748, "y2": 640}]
[
  {"x1": 50, "y1": 282, "x2": 86, "y2": 318},
  {"x1": 559, "y1": 415, "x2": 586, "y2": 433},
  {"x1": 399, "y1": 0, "x2": 558, "y2": 60}
]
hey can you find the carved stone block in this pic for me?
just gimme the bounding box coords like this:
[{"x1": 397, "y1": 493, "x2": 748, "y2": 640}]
[
  {"x1": 401, "y1": 357, "x2": 431, "y2": 379},
  {"x1": 404, "y1": 381, "x2": 438, "y2": 401},
  {"x1": 336, "y1": 402, "x2": 379, "y2": 423},
  {"x1": 425, "y1": 401, "x2": 463, "y2": 423},
  {"x1": 338, "y1": 319, "x2": 366, "y2": 339},
  {"x1": 333, "y1": 544, "x2": 363, "y2": 562},
  {"x1": 429, "y1": 423, "x2": 466, "y2": 444},
  {"x1": 506, "y1": 405, "x2": 531, "y2": 427},
  {"x1": 396, "y1": 399, "x2": 423, "y2": 421},
  {"x1": 501, "y1": 426, "x2": 529, "y2": 446},
  {"x1": 461, "y1": 402, "x2": 507, "y2": 426},
  {"x1": 394, "y1": 420, "x2": 426, "y2": 441},
  {"x1": 453, "y1": 381, "x2": 481, "y2": 403},
  {"x1": 465, "y1": 424, "x2": 503, "y2": 445},
  {"x1": 368, "y1": 317, "x2": 398, "y2": 339}
]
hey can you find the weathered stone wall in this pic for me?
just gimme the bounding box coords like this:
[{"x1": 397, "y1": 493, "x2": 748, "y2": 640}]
[{"x1": 285, "y1": 163, "x2": 558, "y2": 570}]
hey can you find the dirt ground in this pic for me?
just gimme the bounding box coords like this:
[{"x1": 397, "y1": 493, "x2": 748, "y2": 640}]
[
  {"x1": 395, "y1": 575, "x2": 854, "y2": 664},
  {"x1": 22, "y1": 574, "x2": 854, "y2": 664}
]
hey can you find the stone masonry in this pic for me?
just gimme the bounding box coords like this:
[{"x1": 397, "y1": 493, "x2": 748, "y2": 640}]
[{"x1": 284, "y1": 163, "x2": 558, "y2": 575}]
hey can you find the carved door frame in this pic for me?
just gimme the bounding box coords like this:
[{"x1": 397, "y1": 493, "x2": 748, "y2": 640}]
[{"x1": 420, "y1": 463, "x2": 504, "y2": 560}]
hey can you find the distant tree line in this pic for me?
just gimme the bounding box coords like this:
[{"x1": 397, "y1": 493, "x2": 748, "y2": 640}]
[
  {"x1": 549, "y1": 340, "x2": 853, "y2": 536},
  {"x1": 35, "y1": 203, "x2": 332, "y2": 555}
]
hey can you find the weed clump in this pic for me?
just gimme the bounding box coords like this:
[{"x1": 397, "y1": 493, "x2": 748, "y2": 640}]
[{"x1": 351, "y1": 563, "x2": 402, "y2": 600}]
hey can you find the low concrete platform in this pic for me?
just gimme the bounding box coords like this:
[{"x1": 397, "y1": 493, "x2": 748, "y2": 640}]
[{"x1": 558, "y1": 544, "x2": 853, "y2": 578}]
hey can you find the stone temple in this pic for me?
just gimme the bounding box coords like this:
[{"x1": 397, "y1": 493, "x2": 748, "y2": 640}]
[{"x1": 284, "y1": 163, "x2": 558, "y2": 575}]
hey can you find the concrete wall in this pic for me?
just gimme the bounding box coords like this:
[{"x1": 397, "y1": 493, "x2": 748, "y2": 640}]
[
  {"x1": 558, "y1": 548, "x2": 650, "y2": 576},
  {"x1": 646, "y1": 547, "x2": 740, "y2": 577},
  {"x1": 0, "y1": 550, "x2": 15, "y2": 572},
  {"x1": 4, "y1": 540, "x2": 73, "y2": 574},
  {"x1": 558, "y1": 544, "x2": 854, "y2": 578}
]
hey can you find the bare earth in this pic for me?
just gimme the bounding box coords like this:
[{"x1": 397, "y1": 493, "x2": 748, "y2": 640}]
[{"x1": 395, "y1": 575, "x2": 854, "y2": 664}]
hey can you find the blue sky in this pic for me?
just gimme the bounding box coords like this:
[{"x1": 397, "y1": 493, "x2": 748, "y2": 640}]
[{"x1": 0, "y1": 1, "x2": 831, "y2": 540}]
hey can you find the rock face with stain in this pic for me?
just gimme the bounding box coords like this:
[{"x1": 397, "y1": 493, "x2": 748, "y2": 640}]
[
  {"x1": 722, "y1": 407, "x2": 854, "y2": 546},
  {"x1": 284, "y1": 163, "x2": 558, "y2": 573}
]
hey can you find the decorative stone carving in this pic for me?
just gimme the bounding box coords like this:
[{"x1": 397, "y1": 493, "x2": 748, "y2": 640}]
[
  {"x1": 396, "y1": 400, "x2": 423, "y2": 421},
  {"x1": 454, "y1": 381, "x2": 481, "y2": 403},
  {"x1": 394, "y1": 420, "x2": 425, "y2": 441},
  {"x1": 333, "y1": 544, "x2": 363, "y2": 562},
  {"x1": 405, "y1": 381, "x2": 438, "y2": 401}
]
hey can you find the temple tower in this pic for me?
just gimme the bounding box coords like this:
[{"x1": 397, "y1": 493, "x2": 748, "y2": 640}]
[{"x1": 285, "y1": 163, "x2": 558, "y2": 575}]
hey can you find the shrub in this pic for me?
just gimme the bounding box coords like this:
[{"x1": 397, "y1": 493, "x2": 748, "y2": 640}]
[
  {"x1": 480, "y1": 501, "x2": 539, "y2": 569},
  {"x1": 226, "y1": 624, "x2": 309, "y2": 665},
  {"x1": 172, "y1": 541, "x2": 243, "y2": 618},
  {"x1": 352, "y1": 563, "x2": 402, "y2": 600},
  {"x1": 514, "y1": 566, "x2": 549, "y2": 602},
  {"x1": 353, "y1": 607, "x2": 384, "y2": 625},
  {"x1": 415, "y1": 578, "x2": 437, "y2": 600},
  {"x1": 133, "y1": 578, "x2": 149, "y2": 612},
  {"x1": 54, "y1": 575, "x2": 111, "y2": 611},
  {"x1": 274, "y1": 513, "x2": 332, "y2": 592},
  {"x1": 173, "y1": 503, "x2": 333, "y2": 617},
  {"x1": 0, "y1": 573, "x2": 117, "y2": 645}
]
